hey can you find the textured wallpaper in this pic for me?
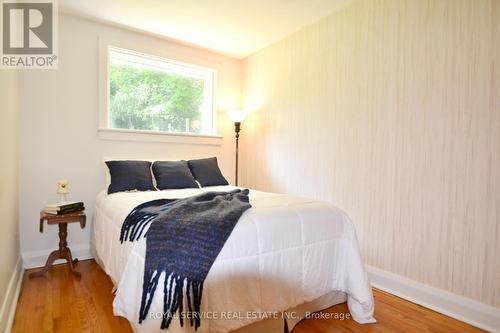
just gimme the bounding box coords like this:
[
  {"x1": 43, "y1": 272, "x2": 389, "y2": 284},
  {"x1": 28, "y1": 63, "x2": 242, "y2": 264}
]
[{"x1": 241, "y1": 0, "x2": 499, "y2": 307}]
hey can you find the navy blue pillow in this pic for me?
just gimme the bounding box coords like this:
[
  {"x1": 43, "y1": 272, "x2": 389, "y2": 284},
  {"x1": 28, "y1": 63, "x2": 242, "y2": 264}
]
[
  {"x1": 105, "y1": 160, "x2": 156, "y2": 194},
  {"x1": 152, "y1": 160, "x2": 199, "y2": 190},
  {"x1": 188, "y1": 157, "x2": 229, "y2": 187}
]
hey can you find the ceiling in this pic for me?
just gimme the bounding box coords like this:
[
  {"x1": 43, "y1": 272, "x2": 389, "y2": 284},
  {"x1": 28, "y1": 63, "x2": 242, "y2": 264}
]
[{"x1": 59, "y1": 0, "x2": 353, "y2": 59}]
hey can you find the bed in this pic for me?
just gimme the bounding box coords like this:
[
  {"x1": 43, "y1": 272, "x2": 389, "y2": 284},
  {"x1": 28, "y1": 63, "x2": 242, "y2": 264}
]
[{"x1": 91, "y1": 185, "x2": 375, "y2": 333}]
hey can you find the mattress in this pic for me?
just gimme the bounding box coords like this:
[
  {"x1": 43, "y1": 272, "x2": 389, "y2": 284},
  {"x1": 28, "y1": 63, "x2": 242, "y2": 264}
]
[{"x1": 91, "y1": 185, "x2": 375, "y2": 333}]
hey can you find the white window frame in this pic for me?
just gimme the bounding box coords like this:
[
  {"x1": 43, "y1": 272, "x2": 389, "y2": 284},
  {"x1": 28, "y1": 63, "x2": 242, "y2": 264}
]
[{"x1": 98, "y1": 37, "x2": 222, "y2": 145}]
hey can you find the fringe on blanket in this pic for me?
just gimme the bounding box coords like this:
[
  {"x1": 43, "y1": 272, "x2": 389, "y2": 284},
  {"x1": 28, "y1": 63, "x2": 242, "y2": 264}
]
[
  {"x1": 120, "y1": 198, "x2": 177, "y2": 242},
  {"x1": 140, "y1": 269, "x2": 204, "y2": 329}
]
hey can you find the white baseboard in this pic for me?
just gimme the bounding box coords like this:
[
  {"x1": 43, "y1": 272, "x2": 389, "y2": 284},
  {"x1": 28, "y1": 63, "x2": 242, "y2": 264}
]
[
  {"x1": 0, "y1": 256, "x2": 24, "y2": 333},
  {"x1": 22, "y1": 243, "x2": 93, "y2": 269},
  {"x1": 366, "y1": 265, "x2": 500, "y2": 333}
]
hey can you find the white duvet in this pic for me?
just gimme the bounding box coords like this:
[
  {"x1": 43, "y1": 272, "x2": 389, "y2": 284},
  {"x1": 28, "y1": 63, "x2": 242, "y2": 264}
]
[{"x1": 92, "y1": 186, "x2": 375, "y2": 333}]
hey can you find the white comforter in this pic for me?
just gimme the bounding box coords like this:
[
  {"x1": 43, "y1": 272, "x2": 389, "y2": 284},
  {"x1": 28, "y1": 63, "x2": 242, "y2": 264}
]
[{"x1": 92, "y1": 186, "x2": 375, "y2": 333}]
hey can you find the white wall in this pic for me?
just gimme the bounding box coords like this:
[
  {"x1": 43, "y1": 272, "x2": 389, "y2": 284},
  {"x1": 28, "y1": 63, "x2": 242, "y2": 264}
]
[
  {"x1": 242, "y1": 0, "x2": 500, "y2": 308},
  {"x1": 0, "y1": 70, "x2": 21, "y2": 331},
  {"x1": 18, "y1": 14, "x2": 241, "y2": 266}
]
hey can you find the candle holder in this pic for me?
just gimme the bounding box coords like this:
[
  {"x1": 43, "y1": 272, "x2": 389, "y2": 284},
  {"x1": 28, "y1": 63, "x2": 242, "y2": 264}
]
[{"x1": 57, "y1": 180, "x2": 70, "y2": 204}]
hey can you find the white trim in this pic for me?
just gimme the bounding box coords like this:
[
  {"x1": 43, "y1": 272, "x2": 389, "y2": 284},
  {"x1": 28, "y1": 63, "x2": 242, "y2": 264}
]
[
  {"x1": 366, "y1": 265, "x2": 500, "y2": 333},
  {"x1": 0, "y1": 256, "x2": 23, "y2": 333},
  {"x1": 97, "y1": 128, "x2": 222, "y2": 145},
  {"x1": 98, "y1": 36, "x2": 220, "y2": 143},
  {"x1": 22, "y1": 244, "x2": 93, "y2": 269}
]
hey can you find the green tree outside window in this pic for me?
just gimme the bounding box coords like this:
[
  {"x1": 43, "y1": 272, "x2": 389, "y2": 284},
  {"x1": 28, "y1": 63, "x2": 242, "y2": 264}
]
[{"x1": 109, "y1": 63, "x2": 205, "y2": 133}]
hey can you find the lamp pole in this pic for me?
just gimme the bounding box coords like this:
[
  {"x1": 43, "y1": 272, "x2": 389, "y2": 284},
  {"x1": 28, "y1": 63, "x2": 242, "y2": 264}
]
[
  {"x1": 234, "y1": 122, "x2": 241, "y2": 186},
  {"x1": 227, "y1": 110, "x2": 248, "y2": 187}
]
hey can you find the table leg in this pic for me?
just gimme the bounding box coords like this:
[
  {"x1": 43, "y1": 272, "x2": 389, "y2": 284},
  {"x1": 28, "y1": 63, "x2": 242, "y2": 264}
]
[
  {"x1": 29, "y1": 249, "x2": 60, "y2": 278},
  {"x1": 29, "y1": 223, "x2": 81, "y2": 278},
  {"x1": 61, "y1": 247, "x2": 81, "y2": 278}
]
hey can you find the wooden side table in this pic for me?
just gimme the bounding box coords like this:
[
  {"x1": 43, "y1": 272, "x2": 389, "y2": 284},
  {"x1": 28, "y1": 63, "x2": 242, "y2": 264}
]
[{"x1": 30, "y1": 211, "x2": 86, "y2": 278}]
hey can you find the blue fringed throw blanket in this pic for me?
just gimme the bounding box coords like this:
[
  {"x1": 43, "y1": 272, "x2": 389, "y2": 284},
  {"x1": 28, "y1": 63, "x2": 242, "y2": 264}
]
[{"x1": 120, "y1": 189, "x2": 251, "y2": 330}]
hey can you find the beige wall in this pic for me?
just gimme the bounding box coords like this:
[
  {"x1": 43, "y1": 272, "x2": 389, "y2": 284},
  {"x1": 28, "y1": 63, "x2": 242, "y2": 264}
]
[
  {"x1": 18, "y1": 14, "x2": 241, "y2": 266},
  {"x1": 242, "y1": 0, "x2": 500, "y2": 308},
  {"x1": 0, "y1": 70, "x2": 20, "y2": 330}
]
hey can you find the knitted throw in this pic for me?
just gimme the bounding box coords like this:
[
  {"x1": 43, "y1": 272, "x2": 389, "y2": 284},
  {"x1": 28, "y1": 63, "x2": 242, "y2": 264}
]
[{"x1": 120, "y1": 189, "x2": 251, "y2": 330}]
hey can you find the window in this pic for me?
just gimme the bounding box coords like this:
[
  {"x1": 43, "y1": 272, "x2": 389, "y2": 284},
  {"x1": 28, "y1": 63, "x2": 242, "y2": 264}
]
[{"x1": 107, "y1": 47, "x2": 215, "y2": 135}]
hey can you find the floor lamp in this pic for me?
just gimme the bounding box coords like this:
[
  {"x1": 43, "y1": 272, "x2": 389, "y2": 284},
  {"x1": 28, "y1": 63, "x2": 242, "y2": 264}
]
[{"x1": 228, "y1": 110, "x2": 249, "y2": 186}]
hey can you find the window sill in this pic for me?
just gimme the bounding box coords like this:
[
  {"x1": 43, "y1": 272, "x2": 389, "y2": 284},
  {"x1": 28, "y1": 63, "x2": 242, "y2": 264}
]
[{"x1": 97, "y1": 128, "x2": 223, "y2": 145}]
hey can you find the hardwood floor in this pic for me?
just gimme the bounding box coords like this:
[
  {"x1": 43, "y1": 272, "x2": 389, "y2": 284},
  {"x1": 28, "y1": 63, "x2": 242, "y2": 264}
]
[
  {"x1": 12, "y1": 260, "x2": 484, "y2": 333},
  {"x1": 12, "y1": 260, "x2": 131, "y2": 333}
]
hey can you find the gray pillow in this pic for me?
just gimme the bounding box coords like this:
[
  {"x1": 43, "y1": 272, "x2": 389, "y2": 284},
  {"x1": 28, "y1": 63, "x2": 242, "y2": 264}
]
[
  {"x1": 152, "y1": 160, "x2": 199, "y2": 190},
  {"x1": 106, "y1": 160, "x2": 156, "y2": 194},
  {"x1": 188, "y1": 157, "x2": 229, "y2": 187}
]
